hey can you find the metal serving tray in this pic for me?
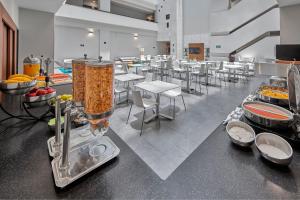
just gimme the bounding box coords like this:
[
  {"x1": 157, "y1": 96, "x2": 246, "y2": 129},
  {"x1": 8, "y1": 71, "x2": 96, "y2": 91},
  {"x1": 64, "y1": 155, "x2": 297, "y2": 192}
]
[
  {"x1": 51, "y1": 136, "x2": 120, "y2": 188},
  {"x1": 242, "y1": 101, "x2": 293, "y2": 129},
  {"x1": 48, "y1": 124, "x2": 95, "y2": 157}
]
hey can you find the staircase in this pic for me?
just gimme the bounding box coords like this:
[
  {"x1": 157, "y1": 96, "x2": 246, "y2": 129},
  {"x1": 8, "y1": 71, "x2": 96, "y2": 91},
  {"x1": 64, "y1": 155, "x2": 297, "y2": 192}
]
[{"x1": 209, "y1": 0, "x2": 280, "y2": 60}]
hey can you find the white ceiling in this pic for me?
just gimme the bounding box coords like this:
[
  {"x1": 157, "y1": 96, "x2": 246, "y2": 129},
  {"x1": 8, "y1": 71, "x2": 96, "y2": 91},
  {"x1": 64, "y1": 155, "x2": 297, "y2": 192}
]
[
  {"x1": 16, "y1": 0, "x2": 65, "y2": 13},
  {"x1": 277, "y1": 0, "x2": 300, "y2": 7},
  {"x1": 111, "y1": 0, "x2": 157, "y2": 12}
]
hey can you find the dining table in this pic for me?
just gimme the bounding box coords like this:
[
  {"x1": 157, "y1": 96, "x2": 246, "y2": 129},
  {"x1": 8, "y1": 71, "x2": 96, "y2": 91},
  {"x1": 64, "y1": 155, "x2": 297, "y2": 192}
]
[
  {"x1": 224, "y1": 64, "x2": 244, "y2": 82},
  {"x1": 182, "y1": 62, "x2": 198, "y2": 93},
  {"x1": 130, "y1": 63, "x2": 144, "y2": 74},
  {"x1": 134, "y1": 80, "x2": 180, "y2": 122},
  {"x1": 115, "y1": 74, "x2": 145, "y2": 103},
  {"x1": 155, "y1": 60, "x2": 168, "y2": 81}
]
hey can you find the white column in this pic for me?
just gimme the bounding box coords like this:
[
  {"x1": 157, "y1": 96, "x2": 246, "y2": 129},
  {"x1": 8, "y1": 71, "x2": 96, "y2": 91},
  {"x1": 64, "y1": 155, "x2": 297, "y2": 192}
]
[
  {"x1": 99, "y1": 29, "x2": 111, "y2": 60},
  {"x1": 98, "y1": 0, "x2": 111, "y2": 12},
  {"x1": 176, "y1": 0, "x2": 183, "y2": 59}
]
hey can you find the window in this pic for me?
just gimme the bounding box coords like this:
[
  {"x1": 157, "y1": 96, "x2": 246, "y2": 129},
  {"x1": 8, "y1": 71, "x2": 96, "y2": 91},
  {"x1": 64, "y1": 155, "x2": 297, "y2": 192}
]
[{"x1": 166, "y1": 14, "x2": 170, "y2": 20}]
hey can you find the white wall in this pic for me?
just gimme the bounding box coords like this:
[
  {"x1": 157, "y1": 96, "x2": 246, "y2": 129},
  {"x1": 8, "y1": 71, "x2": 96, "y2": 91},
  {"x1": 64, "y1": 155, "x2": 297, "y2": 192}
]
[
  {"x1": 54, "y1": 19, "x2": 158, "y2": 62},
  {"x1": 182, "y1": 0, "x2": 211, "y2": 49},
  {"x1": 110, "y1": 31, "x2": 157, "y2": 58},
  {"x1": 156, "y1": 0, "x2": 183, "y2": 58},
  {"x1": 280, "y1": 5, "x2": 300, "y2": 44},
  {"x1": 183, "y1": 0, "x2": 210, "y2": 35},
  {"x1": 210, "y1": 8, "x2": 280, "y2": 54},
  {"x1": 210, "y1": 0, "x2": 277, "y2": 34},
  {"x1": 210, "y1": 0, "x2": 229, "y2": 12},
  {"x1": 54, "y1": 26, "x2": 100, "y2": 61},
  {"x1": 238, "y1": 37, "x2": 280, "y2": 59},
  {"x1": 18, "y1": 8, "x2": 55, "y2": 72},
  {"x1": 0, "y1": 0, "x2": 19, "y2": 27}
]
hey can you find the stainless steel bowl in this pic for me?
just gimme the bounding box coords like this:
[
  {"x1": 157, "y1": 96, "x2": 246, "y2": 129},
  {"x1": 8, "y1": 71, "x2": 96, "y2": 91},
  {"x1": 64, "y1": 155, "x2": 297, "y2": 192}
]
[
  {"x1": 255, "y1": 133, "x2": 293, "y2": 166},
  {"x1": 242, "y1": 101, "x2": 293, "y2": 129},
  {"x1": 0, "y1": 80, "x2": 37, "y2": 95},
  {"x1": 24, "y1": 92, "x2": 57, "y2": 108},
  {"x1": 226, "y1": 121, "x2": 255, "y2": 147}
]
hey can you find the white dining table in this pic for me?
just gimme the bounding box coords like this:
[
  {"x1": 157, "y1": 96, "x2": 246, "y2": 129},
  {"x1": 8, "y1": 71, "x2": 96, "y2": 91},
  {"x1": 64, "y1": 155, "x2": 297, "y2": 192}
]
[
  {"x1": 182, "y1": 62, "x2": 198, "y2": 93},
  {"x1": 224, "y1": 64, "x2": 243, "y2": 82},
  {"x1": 115, "y1": 74, "x2": 145, "y2": 103},
  {"x1": 135, "y1": 80, "x2": 180, "y2": 122}
]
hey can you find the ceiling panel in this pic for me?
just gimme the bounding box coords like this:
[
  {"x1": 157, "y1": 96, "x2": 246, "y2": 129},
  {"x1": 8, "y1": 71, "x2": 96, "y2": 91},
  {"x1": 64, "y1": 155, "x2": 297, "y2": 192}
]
[{"x1": 17, "y1": 0, "x2": 65, "y2": 13}]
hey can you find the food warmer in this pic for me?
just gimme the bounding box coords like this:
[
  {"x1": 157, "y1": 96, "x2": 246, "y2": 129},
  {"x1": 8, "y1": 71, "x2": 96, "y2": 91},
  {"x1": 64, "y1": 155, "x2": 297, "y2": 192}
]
[
  {"x1": 49, "y1": 59, "x2": 120, "y2": 188},
  {"x1": 241, "y1": 64, "x2": 300, "y2": 145}
]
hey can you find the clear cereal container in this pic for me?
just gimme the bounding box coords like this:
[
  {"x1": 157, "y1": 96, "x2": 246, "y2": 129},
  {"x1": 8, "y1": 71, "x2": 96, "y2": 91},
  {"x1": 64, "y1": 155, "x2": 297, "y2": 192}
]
[{"x1": 84, "y1": 61, "x2": 114, "y2": 128}]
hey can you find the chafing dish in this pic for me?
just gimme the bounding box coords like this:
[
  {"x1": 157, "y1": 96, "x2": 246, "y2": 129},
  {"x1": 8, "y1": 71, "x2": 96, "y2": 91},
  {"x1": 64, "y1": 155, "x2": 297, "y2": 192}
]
[
  {"x1": 255, "y1": 133, "x2": 293, "y2": 166},
  {"x1": 269, "y1": 76, "x2": 287, "y2": 88},
  {"x1": 0, "y1": 80, "x2": 37, "y2": 95},
  {"x1": 257, "y1": 86, "x2": 289, "y2": 107},
  {"x1": 242, "y1": 101, "x2": 293, "y2": 129}
]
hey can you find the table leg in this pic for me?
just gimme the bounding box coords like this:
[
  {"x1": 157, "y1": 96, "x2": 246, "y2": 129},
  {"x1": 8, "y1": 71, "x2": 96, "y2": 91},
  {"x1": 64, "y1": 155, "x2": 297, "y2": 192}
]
[{"x1": 126, "y1": 81, "x2": 130, "y2": 103}]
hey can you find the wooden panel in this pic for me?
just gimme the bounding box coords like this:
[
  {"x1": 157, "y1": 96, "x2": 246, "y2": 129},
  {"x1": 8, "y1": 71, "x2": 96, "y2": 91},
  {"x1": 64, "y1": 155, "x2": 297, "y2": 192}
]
[
  {"x1": 0, "y1": 1, "x2": 17, "y2": 80},
  {"x1": 188, "y1": 43, "x2": 204, "y2": 61},
  {"x1": 276, "y1": 60, "x2": 300, "y2": 65}
]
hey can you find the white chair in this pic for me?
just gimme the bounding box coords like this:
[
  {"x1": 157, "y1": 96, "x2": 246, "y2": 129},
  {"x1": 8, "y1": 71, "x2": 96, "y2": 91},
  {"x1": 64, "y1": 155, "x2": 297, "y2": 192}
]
[
  {"x1": 191, "y1": 64, "x2": 208, "y2": 94},
  {"x1": 114, "y1": 87, "x2": 127, "y2": 104},
  {"x1": 141, "y1": 63, "x2": 151, "y2": 75},
  {"x1": 127, "y1": 91, "x2": 158, "y2": 136},
  {"x1": 216, "y1": 61, "x2": 229, "y2": 86},
  {"x1": 162, "y1": 78, "x2": 186, "y2": 119},
  {"x1": 172, "y1": 60, "x2": 186, "y2": 79}
]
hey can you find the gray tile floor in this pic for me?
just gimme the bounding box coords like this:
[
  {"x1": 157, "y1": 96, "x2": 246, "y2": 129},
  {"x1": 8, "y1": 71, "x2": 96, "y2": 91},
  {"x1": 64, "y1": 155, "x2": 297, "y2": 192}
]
[{"x1": 110, "y1": 75, "x2": 267, "y2": 180}]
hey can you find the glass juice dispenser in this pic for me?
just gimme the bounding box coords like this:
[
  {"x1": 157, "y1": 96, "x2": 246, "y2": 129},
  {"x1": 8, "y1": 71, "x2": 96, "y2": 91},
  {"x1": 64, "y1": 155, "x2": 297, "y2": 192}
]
[
  {"x1": 50, "y1": 61, "x2": 120, "y2": 188},
  {"x1": 23, "y1": 55, "x2": 41, "y2": 77}
]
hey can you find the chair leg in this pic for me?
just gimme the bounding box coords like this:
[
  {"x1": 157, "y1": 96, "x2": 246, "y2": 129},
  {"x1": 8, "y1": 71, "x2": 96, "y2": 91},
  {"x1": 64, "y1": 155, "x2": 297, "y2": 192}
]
[
  {"x1": 181, "y1": 95, "x2": 187, "y2": 111},
  {"x1": 173, "y1": 98, "x2": 176, "y2": 119},
  {"x1": 194, "y1": 75, "x2": 197, "y2": 92},
  {"x1": 140, "y1": 110, "x2": 146, "y2": 136},
  {"x1": 126, "y1": 104, "x2": 133, "y2": 124}
]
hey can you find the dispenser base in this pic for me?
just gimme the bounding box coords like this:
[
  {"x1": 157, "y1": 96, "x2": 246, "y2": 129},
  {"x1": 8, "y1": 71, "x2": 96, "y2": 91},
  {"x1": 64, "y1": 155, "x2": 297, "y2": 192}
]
[
  {"x1": 51, "y1": 136, "x2": 120, "y2": 188},
  {"x1": 47, "y1": 125, "x2": 96, "y2": 158}
]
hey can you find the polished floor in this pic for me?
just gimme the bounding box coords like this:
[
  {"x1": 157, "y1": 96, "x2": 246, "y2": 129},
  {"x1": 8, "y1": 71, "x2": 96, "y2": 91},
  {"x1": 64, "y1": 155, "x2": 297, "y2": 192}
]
[{"x1": 110, "y1": 75, "x2": 267, "y2": 180}]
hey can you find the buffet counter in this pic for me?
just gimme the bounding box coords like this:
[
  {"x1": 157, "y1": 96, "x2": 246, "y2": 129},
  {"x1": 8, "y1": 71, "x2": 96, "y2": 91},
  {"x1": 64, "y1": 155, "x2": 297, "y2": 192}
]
[{"x1": 1, "y1": 87, "x2": 300, "y2": 199}]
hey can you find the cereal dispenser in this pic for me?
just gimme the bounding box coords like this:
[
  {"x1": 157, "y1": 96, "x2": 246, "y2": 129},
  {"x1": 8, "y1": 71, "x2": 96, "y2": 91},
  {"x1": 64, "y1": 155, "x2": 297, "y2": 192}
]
[
  {"x1": 84, "y1": 61, "x2": 114, "y2": 134},
  {"x1": 50, "y1": 60, "x2": 120, "y2": 188}
]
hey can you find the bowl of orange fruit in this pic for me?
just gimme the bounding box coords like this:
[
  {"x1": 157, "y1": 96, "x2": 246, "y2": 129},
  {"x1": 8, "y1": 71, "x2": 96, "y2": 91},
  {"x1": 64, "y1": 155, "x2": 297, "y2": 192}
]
[{"x1": 0, "y1": 74, "x2": 36, "y2": 95}]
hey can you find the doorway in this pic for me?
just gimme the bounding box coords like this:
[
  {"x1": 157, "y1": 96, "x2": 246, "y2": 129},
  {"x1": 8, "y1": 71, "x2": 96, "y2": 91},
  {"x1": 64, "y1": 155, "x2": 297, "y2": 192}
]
[{"x1": 157, "y1": 41, "x2": 170, "y2": 55}]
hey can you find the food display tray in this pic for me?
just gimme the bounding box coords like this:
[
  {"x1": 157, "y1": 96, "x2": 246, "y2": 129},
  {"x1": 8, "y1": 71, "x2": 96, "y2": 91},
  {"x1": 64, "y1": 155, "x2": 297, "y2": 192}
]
[
  {"x1": 240, "y1": 115, "x2": 300, "y2": 147},
  {"x1": 51, "y1": 136, "x2": 120, "y2": 188},
  {"x1": 24, "y1": 92, "x2": 57, "y2": 108}
]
